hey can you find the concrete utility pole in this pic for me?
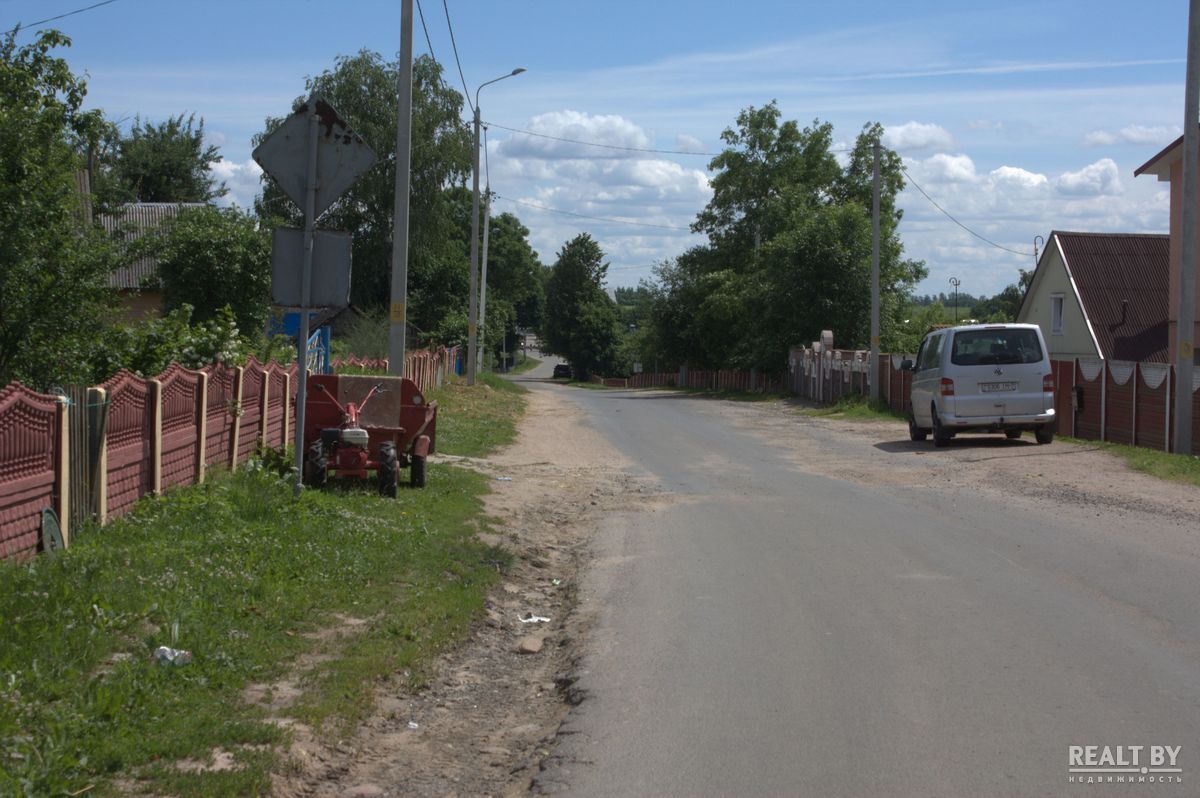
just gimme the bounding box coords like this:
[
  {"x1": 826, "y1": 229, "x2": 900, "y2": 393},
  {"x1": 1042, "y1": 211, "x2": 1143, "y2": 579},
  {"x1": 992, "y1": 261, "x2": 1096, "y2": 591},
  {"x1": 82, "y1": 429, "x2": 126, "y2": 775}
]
[
  {"x1": 479, "y1": 188, "x2": 492, "y2": 374},
  {"x1": 1176, "y1": 0, "x2": 1199, "y2": 455},
  {"x1": 869, "y1": 140, "x2": 881, "y2": 403},
  {"x1": 388, "y1": 0, "x2": 414, "y2": 377}
]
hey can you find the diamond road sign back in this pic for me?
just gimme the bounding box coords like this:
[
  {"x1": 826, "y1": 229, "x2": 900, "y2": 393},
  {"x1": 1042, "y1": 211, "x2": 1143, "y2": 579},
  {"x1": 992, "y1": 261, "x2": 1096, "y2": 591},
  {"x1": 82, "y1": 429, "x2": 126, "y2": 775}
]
[{"x1": 252, "y1": 96, "x2": 377, "y2": 220}]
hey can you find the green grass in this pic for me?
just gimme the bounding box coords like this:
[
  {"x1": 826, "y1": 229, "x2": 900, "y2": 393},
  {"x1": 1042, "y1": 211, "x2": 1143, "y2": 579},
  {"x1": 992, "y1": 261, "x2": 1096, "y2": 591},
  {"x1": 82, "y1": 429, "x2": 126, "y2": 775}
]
[
  {"x1": 793, "y1": 394, "x2": 904, "y2": 421},
  {"x1": 506, "y1": 355, "x2": 541, "y2": 376},
  {"x1": 0, "y1": 374, "x2": 526, "y2": 797},
  {"x1": 427, "y1": 371, "x2": 527, "y2": 458},
  {"x1": 1060, "y1": 438, "x2": 1200, "y2": 488}
]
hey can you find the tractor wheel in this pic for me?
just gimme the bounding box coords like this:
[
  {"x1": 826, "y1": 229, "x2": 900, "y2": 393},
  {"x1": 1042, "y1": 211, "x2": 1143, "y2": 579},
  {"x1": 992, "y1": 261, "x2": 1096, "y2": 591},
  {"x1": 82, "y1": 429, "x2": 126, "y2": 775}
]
[
  {"x1": 377, "y1": 442, "x2": 398, "y2": 498},
  {"x1": 932, "y1": 404, "x2": 952, "y2": 448},
  {"x1": 303, "y1": 441, "x2": 327, "y2": 488},
  {"x1": 1035, "y1": 424, "x2": 1055, "y2": 445},
  {"x1": 907, "y1": 410, "x2": 928, "y2": 442},
  {"x1": 410, "y1": 454, "x2": 427, "y2": 489},
  {"x1": 1005, "y1": 430, "x2": 1022, "y2": 440}
]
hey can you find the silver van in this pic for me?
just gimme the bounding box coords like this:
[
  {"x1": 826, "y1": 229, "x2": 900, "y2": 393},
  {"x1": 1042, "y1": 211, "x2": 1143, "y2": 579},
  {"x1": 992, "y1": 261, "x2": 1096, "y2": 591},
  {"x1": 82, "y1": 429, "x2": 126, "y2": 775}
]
[{"x1": 901, "y1": 323, "x2": 1056, "y2": 447}]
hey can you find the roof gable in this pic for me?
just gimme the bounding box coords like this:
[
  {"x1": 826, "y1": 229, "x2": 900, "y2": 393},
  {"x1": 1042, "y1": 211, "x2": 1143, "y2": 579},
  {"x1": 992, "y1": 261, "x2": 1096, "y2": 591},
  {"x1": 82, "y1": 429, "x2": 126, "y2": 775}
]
[{"x1": 1055, "y1": 231, "x2": 1170, "y2": 362}]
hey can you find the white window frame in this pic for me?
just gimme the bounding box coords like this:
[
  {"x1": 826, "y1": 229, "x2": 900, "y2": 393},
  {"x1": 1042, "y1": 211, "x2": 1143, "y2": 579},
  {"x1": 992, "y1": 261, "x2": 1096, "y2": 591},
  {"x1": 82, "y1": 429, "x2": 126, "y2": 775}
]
[{"x1": 1050, "y1": 294, "x2": 1065, "y2": 335}]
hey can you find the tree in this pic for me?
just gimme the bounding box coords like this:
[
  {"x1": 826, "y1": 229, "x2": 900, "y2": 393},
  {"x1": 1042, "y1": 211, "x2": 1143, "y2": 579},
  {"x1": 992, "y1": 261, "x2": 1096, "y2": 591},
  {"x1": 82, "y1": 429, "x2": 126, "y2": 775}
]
[
  {"x1": 543, "y1": 234, "x2": 622, "y2": 377},
  {"x1": 145, "y1": 206, "x2": 272, "y2": 334},
  {"x1": 0, "y1": 30, "x2": 119, "y2": 388},
  {"x1": 647, "y1": 105, "x2": 926, "y2": 370},
  {"x1": 254, "y1": 51, "x2": 472, "y2": 336},
  {"x1": 93, "y1": 113, "x2": 227, "y2": 208}
]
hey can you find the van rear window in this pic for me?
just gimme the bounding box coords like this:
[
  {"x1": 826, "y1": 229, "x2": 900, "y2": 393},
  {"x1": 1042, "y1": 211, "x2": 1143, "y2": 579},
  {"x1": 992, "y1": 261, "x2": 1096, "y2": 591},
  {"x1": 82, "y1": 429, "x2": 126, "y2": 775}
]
[{"x1": 950, "y1": 329, "x2": 1043, "y2": 366}]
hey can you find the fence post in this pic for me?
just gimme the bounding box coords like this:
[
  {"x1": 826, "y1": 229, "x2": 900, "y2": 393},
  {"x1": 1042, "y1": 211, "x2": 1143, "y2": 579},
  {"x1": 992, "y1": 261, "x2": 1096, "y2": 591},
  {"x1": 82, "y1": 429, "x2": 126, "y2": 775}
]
[
  {"x1": 229, "y1": 366, "x2": 244, "y2": 468},
  {"x1": 55, "y1": 395, "x2": 70, "y2": 547},
  {"x1": 1165, "y1": 366, "x2": 1172, "y2": 452},
  {"x1": 1100, "y1": 361, "x2": 1107, "y2": 443},
  {"x1": 196, "y1": 371, "x2": 209, "y2": 484},
  {"x1": 1132, "y1": 363, "x2": 1138, "y2": 446},
  {"x1": 280, "y1": 369, "x2": 291, "y2": 452},
  {"x1": 150, "y1": 377, "x2": 163, "y2": 495},
  {"x1": 258, "y1": 368, "x2": 271, "y2": 447},
  {"x1": 87, "y1": 386, "x2": 108, "y2": 522}
]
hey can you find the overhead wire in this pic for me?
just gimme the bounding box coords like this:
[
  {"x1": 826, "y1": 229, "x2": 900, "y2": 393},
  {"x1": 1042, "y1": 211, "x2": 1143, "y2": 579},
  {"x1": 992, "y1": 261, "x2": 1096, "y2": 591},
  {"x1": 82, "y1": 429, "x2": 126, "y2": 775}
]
[
  {"x1": 414, "y1": 0, "x2": 438, "y2": 65},
  {"x1": 6, "y1": 0, "x2": 119, "y2": 33},
  {"x1": 493, "y1": 194, "x2": 694, "y2": 232},
  {"x1": 441, "y1": 0, "x2": 473, "y2": 113},
  {"x1": 899, "y1": 166, "x2": 1033, "y2": 257}
]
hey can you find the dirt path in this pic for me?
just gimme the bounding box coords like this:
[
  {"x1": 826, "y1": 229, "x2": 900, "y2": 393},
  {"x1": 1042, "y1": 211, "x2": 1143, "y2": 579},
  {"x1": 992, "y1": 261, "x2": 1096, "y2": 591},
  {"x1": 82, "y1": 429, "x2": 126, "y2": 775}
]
[{"x1": 272, "y1": 385, "x2": 652, "y2": 798}]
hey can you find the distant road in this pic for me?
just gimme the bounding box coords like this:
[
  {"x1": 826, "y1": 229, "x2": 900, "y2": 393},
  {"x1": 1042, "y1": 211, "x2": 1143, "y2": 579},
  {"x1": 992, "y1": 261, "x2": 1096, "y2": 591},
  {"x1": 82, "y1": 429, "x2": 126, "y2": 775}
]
[{"x1": 518, "y1": 362, "x2": 1199, "y2": 797}]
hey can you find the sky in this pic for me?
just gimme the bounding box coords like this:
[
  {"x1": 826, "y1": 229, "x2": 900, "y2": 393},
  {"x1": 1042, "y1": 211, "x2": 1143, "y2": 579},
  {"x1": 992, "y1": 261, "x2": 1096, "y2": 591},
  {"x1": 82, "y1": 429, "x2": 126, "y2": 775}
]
[{"x1": 4, "y1": 0, "x2": 1190, "y2": 299}]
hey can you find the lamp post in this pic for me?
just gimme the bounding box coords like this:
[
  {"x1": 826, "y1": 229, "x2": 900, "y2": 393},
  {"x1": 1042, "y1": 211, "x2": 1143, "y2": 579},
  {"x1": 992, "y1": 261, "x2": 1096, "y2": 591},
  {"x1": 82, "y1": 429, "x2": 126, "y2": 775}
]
[
  {"x1": 467, "y1": 68, "x2": 525, "y2": 386},
  {"x1": 949, "y1": 276, "x2": 961, "y2": 323}
]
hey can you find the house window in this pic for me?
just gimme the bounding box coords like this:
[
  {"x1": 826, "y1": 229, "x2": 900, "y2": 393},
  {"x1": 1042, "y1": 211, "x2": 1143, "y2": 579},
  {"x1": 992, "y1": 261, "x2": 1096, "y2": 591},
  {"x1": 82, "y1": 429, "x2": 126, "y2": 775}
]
[{"x1": 1051, "y1": 294, "x2": 1064, "y2": 335}]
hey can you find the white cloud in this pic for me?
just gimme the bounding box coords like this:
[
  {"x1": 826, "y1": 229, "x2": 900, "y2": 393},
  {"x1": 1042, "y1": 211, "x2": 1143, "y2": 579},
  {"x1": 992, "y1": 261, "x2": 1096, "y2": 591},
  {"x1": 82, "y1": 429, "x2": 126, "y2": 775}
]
[
  {"x1": 211, "y1": 158, "x2": 263, "y2": 209},
  {"x1": 883, "y1": 121, "x2": 955, "y2": 152},
  {"x1": 1056, "y1": 158, "x2": 1122, "y2": 196},
  {"x1": 1083, "y1": 124, "x2": 1179, "y2": 148},
  {"x1": 915, "y1": 153, "x2": 978, "y2": 183},
  {"x1": 989, "y1": 166, "x2": 1048, "y2": 190},
  {"x1": 675, "y1": 133, "x2": 705, "y2": 152},
  {"x1": 497, "y1": 110, "x2": 653, "y2": 160}
]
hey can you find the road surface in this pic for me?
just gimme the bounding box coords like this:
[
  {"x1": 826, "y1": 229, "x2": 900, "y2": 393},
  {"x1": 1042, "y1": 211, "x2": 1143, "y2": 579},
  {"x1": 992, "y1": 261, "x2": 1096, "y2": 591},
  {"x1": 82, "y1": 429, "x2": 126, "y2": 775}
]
[{"x1": 515, "y1": 357, "x2": 1199, "y2": 797}]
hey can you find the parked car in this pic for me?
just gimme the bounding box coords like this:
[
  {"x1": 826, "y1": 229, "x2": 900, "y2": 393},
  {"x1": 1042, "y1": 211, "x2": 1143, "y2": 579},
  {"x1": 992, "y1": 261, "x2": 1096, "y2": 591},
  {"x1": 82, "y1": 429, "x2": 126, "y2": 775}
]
[
  {"x1": 901, "y1": 323, "x2": 1056, "y2": 448},
  {"x1": 552, "y1": 363, "x2": 572, "y2": 379}
]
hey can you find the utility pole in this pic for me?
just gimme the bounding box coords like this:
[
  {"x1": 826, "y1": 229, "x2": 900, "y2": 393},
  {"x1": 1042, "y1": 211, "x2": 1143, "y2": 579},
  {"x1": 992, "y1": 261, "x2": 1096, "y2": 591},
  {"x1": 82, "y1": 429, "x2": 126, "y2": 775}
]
[
  {"x1": 869, "y1": 140, "x2": 881, "y2": 403},
  {"x1": 478, "y1": 187, "x2": 492, "y2": 374},
  {"x1": 1176, "y1": 0, "x2": 1199, "y2": 455},
  {"x1": 388, "y1": 0, "x2": 414, "y2": 377}
]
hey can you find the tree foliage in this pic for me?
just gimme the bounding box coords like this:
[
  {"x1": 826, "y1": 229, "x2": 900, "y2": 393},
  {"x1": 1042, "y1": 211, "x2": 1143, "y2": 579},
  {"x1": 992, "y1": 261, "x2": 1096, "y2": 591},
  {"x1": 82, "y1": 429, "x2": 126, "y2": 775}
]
[
  {"x1": 0, "y1": 30, "x2": 119, "y2": 388},
  {"x1": 647, "y1": 103, "x2": 926, "y2": 370},
  {"x1": 543, "y1": 234, "x2": 622, "y2": 378},
  {"x1": 93, "y1": 113, "x2": 227, "y2": 208},
  {"x1": 142, "y1": 206, "x2": 272, "y2": 334},
  {"x1": 254, "y1": 51, "x2": 472, "y2": 337}
]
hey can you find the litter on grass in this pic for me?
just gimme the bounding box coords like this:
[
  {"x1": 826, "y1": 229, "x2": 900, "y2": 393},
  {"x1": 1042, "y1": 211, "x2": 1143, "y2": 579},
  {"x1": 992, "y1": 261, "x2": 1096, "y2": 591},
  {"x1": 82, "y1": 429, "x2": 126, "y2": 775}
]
[
  {"x1": 520, "y1": 614, "x2": 551, "y2": 624},
  {"x1": 153, "y1": 646, "x2": 192, "y2": 666}
]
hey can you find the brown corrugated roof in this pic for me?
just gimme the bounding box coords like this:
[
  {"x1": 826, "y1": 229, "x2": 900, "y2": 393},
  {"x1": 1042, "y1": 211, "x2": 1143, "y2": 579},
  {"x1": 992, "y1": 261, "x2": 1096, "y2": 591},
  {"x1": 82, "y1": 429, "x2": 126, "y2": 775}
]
[
  {"x1": 1055, "y1": 231, "x2": 1170, "y2": 362},
  {"x1": 100, "y1": 203, "x2": 206, "y2": 289}
]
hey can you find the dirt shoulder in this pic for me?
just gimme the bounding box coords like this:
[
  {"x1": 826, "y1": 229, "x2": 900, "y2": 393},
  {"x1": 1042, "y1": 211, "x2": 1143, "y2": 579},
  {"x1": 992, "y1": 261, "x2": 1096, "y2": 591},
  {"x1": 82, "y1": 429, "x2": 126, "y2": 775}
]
[{"x1": 272, "y1": 385, "x2": 648, "y2": 798}]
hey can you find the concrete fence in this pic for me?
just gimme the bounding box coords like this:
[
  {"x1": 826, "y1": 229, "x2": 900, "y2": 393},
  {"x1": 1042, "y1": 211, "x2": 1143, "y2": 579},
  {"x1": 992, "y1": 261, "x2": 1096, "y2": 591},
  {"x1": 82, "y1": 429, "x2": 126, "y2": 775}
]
[
  {"x1": 0, "y1": 347, "x2": 457, "y2": 563},
  {"x1": 788, "y1": 346, "x2": 1200, "y2": 453}
]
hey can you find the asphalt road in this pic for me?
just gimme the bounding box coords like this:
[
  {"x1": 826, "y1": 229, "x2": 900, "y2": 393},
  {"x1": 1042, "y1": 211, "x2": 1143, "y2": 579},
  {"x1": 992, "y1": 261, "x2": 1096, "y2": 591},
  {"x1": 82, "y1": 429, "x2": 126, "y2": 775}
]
[{"x1": 515, "y1": 357, "x2": 1199, "y2": 797}]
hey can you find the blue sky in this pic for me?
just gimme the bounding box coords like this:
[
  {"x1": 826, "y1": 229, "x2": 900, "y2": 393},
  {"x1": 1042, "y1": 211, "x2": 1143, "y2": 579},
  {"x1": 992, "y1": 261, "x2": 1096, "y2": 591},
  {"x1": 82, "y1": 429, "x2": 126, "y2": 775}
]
[{"x1": 4, "y1": 0, "x2": 1189, "y2": 298}]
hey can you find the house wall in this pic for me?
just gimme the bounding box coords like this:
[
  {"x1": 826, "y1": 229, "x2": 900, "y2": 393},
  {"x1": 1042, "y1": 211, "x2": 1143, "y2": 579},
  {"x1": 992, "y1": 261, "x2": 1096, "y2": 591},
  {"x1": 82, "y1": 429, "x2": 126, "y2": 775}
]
[
  {"x1": 1017, "y1": 243, "x2": 1098, "y2": 359},
  {"x1": 1167, "y1": 159, "x2": 1200, "y2": 359}
]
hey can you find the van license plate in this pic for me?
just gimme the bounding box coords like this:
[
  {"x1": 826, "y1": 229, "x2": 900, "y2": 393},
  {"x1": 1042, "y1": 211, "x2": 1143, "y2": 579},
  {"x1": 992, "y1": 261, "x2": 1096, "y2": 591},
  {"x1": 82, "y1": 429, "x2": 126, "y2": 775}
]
[{"x1": 980, "y1": 381, "x2": 1018, "y2": 392}]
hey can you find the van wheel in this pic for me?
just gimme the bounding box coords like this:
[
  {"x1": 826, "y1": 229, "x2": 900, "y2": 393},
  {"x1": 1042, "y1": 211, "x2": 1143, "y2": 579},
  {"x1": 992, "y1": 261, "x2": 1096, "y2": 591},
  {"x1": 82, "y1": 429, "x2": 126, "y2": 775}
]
[
  {"x1": 932, "y1": 404, "x2": 952, "y2": 448},
  {"x1": 1035, "y1": 424, "x2": 1055, "y2": 445},
  {"x1": 1005, "y1": 430, "x2": 1022, "y2": 440},
  {"x1": 908, "y1": 410, "x2": 928, "y2": 441}
]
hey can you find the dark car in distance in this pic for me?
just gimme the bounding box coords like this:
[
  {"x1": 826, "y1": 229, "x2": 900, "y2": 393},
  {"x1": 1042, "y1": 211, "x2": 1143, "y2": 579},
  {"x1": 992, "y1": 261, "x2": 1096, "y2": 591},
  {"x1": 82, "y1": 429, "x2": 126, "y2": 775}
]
[{"x1": 552, "y1": 364, "x2": 572, "y2": 379}]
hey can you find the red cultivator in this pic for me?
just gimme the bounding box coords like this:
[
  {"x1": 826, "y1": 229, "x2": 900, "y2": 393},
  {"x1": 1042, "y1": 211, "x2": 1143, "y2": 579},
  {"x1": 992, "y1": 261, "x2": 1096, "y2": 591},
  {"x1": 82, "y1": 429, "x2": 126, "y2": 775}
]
[{"x1": 301, "y1": 374, "x2": 438, "y2": 496}]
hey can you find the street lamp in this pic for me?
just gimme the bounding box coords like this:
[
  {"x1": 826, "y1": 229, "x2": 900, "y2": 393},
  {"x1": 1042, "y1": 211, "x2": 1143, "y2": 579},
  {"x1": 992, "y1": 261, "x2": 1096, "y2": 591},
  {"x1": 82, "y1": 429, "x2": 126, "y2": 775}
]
[
  {"x1": 467, "y1": 67, "x2": 525, "y2": 385},
  {"x1": 949, "y1": 276, "x2": 961, "y2": 323}
]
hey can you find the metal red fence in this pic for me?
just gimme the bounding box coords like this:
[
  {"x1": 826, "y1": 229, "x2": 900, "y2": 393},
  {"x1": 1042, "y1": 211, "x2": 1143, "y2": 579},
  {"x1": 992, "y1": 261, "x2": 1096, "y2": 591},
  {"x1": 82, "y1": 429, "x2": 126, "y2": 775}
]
[{"x1": 0, "y1": 347, "x2": 454, "y2": 562}]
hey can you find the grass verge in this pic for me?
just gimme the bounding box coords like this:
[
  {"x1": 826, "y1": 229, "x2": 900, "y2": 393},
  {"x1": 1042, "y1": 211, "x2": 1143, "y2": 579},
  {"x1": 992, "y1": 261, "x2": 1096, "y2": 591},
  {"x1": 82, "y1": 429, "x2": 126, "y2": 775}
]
[
  {"x1": 506, "y1": 356, "x2": 541, "y2": 376},
  {"x1": 1062, "y1": 438, "x2": 1200, "y2": 488},
  {"x1": 1, "y1": 374, "x2": 526, "y2": 797},
  {"x1": 792, "y1": 394, "x2": 904, "y2": 421}
]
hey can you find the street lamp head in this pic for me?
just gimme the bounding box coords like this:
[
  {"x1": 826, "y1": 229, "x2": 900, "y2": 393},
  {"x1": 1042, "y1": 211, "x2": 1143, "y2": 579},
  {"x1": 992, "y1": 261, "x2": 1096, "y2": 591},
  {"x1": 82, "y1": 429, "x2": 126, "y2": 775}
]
[{"x1": 511, "y1": 67, "x2": 527, "y2": 76}]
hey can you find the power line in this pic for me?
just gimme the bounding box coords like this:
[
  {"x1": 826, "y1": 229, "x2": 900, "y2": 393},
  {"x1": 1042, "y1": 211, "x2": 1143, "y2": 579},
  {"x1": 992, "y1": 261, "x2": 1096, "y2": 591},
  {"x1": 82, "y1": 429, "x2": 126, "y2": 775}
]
[
  {"x1": 494, "y1": 194, "x2": 694, "y2": 232},
  {"x1": 414, "y1": 0, "x2": 438, "y2": 64},
  {"x1": 485, "y1": 122, "x2": 719, "y2": 157},
  {"x1": 441, "y1": 0, "x2": 473, "y2": 114},
  {"x1": 899, "y1": 166, "x2": 1032, "y2": 257},
  {"x1": 7, "y1": 0, "x2": 118, "y2": 33}
]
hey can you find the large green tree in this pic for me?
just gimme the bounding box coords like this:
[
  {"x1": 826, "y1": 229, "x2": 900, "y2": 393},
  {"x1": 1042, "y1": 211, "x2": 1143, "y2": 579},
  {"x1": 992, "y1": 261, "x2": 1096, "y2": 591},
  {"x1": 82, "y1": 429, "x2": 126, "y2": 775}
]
[
  {"x1": 254, "y1": 51, "x2": 472, "y2": 337},
  {"x1": 543, "y1": 234, "x2": 622, "y2": 377},
  {"x1": 92, "y1": 113, "x2": 227, "y2": 208},
  {"x1": 649, "y1": 104, "x2": 926, "y2": 370},
  {"x1": 0, "y1": 30, "x2": 118, "y2": 388},
  {"x1": 142, "y1": 206, "x2": 271, "y2": 334}
]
